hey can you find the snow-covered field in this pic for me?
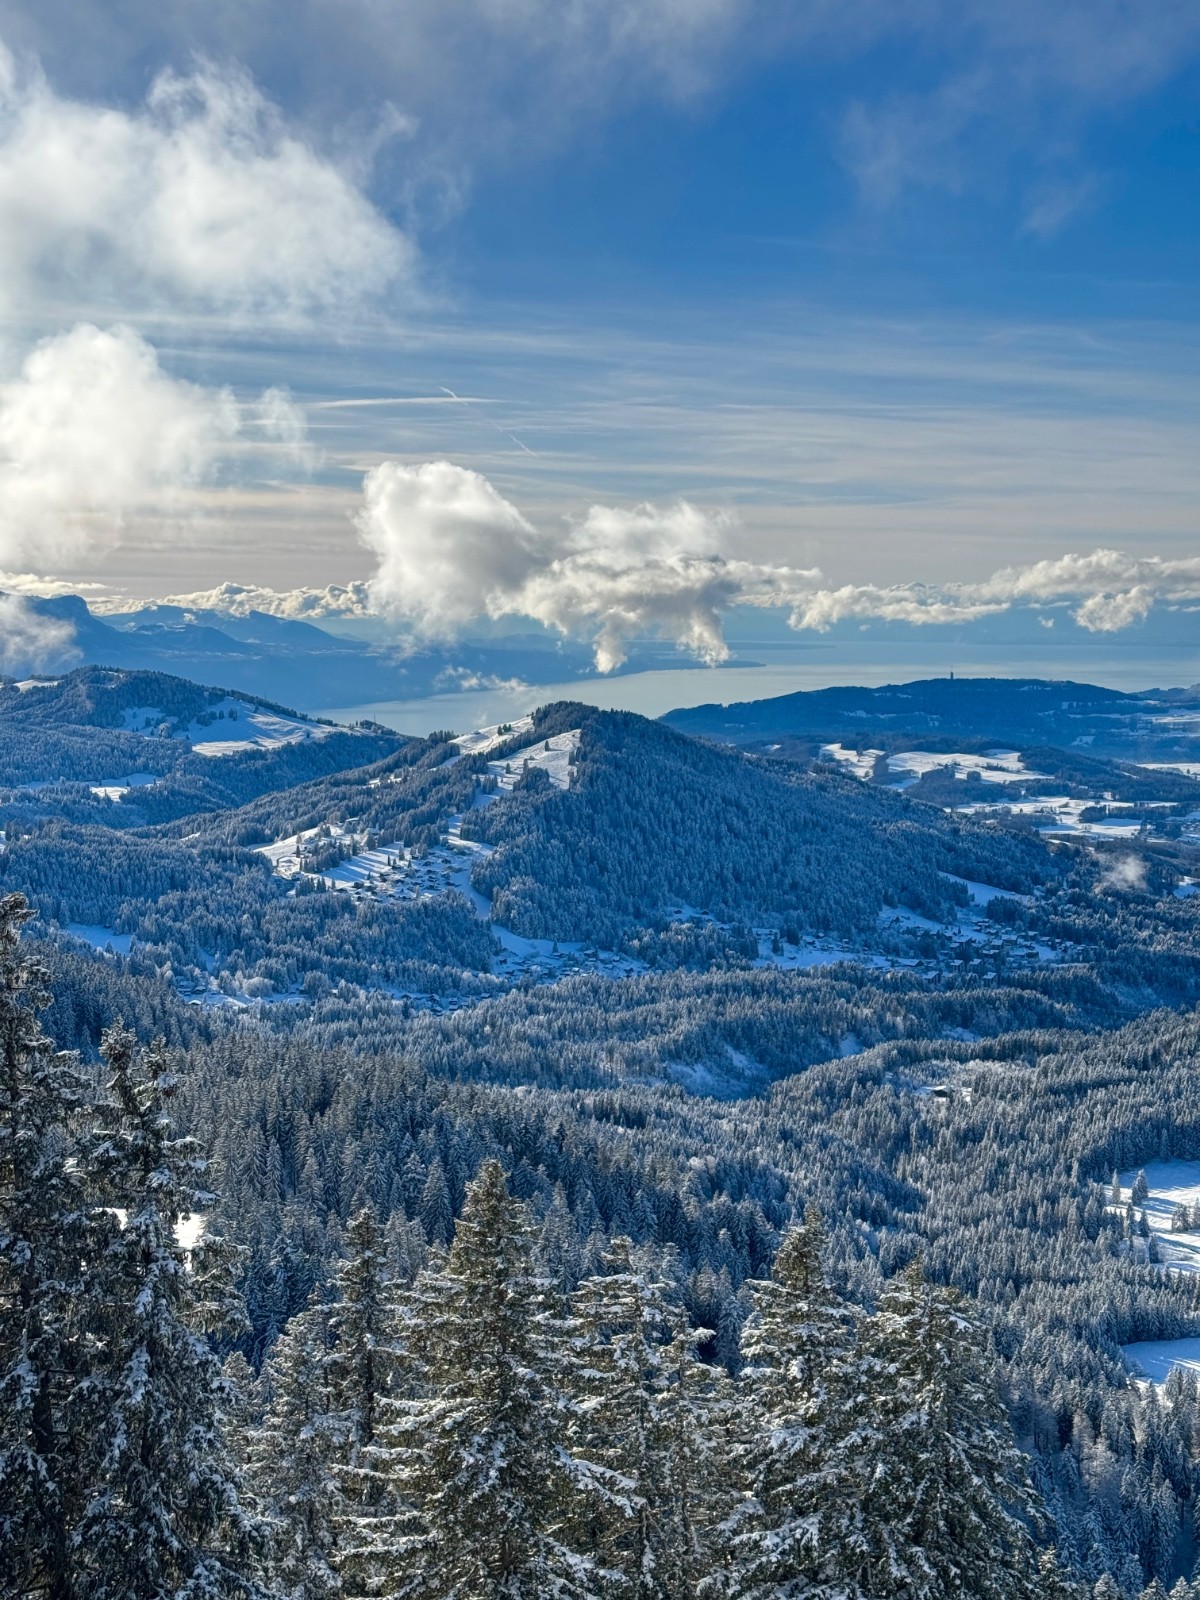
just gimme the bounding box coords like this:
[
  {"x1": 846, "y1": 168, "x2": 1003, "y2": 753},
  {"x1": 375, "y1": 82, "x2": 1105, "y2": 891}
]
[
  {"x1": 1122, "y1": 1339, "x2": 1200, "y2": 1384},
  {"x1": 819, "y1": 745, "x2": 1041, "y2": 787},
  {"x1": 89, "y1": 772, "x2": 158, "y2": 800},
  {"x1": 956, "y1": 795, "x2": 1146, "y2": 838},
  {"x1": 815, "y1": 742, "x2": 1188, "y2": 842},
  {"x1": 886, "y1": 749, "x2": 1042, "y2": 787},
  {"x1": 1118, "y1": 1163, "x2": 1200, "y2": 1384},
  {"x1": 1140, "y1": 762, "x2": 1200, "y2": 779},
  {"x1": 65, "y1": 924, "x2": 134, "y2": 955},
  {"x1": 186, "y1": 699, "x2": 334, "y2": 757},
  {"x1": 119, "y1": 697, "x2": 334, "y2": 755},
  {"x1": 486, "y1": 729, "x2": 579, "y2": 792},
  {"x1": 819, "y1": 743, "x2": 882, "y2": 779}
]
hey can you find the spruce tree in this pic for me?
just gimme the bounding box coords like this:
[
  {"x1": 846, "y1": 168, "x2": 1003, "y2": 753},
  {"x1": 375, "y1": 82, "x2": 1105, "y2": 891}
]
[
  {"x1": 326, "y1": 1210, "x2": 408, "y2": 1599},
  {"x1": 249, "y1": 1304, "x2": 344, "y2": 1600},
  {"x1": 0, "y1": 895, "x2": 96, "y2": 1600},
  {"x1": 849, "y1": 1260, "x2": 1043, "y2": 1600},
  {"x1": 389, "y1": 1159, "x2": 590, "y2": 1599},
  {"x1": 727, "y1": 1205, "x2": 858, "y2": 1599},
  {"x1": 75, "y1": 1026, "x2": 268, "y2": 1600},
  {"x1": 567, "y1": 1237, "x2": 711, "y2": 1599}
]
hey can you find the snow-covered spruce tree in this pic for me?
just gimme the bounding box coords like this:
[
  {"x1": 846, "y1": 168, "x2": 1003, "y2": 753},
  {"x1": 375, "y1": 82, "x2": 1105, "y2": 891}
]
[
  {"x1": 248, "y1": 1302, "x2": 344, "y2": 1600},
  {"x1": 566, "y1": 1237, "x2": 713, "y2": 1599},
  {"x1": 726, "y1": 1205, "x2": 859, "y2": 1600},
  {"x1": 849, "y1": 1260, "x2": 1044, "y2": 1600},
  {"x1": 0, "y1": 894, "x2": 96, "y2": 1600},
  {"x1": 75, "y1": 1025, "x2": 269, "y2": 1600},
  {"x1": 388, "y1": 1158, "x2": 592, "y2": 1600},
  {"x1": 326, "y1": 1209, "x2": 410, "y2": 1599}
]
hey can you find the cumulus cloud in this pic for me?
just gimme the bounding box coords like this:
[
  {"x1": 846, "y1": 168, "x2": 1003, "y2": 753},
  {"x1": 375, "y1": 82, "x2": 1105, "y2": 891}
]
[
  {"x1": 359, "y1": 461, "x2": 555, "y2": 632},
  {"x1": 356, "y1": 459, "x2": 818, "y2": 671},
  {"x1": 0, "y1": 322, "x2": 311, "y2": 570},
  {"x1": 0, "y1": 47, "x2": 412, "y2": 320},
  {"x1": 0, "y1": 592, "x2": 77, "y2": 672},
  {"x1": 353, "y1": 459, "x2": 1200, "y2": 669}
]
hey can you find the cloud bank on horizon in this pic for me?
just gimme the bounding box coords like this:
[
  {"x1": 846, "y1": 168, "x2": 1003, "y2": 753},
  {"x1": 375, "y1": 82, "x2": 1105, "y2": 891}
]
[
  {"x1": 352, "y1": 467, "x2": 1200, "y2": 669},
  {"x1": 12, "y1": 459, "x2": 1189, "y2": 677}
]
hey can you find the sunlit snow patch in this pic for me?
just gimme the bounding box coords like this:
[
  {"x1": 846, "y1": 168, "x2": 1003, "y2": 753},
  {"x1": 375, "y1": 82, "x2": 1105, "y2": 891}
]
[
  {"x1": 486, "y1": 729, "x2": 579, "y2": 792},
  {"x1": 65, "y1": 923, "x2": 133, "y2": 955},
  {"x1": 1116, "y1": 1161, "x2": 1200, "y2": 1276},
  {"x1": 1123, "y1": 1340, "x2": 1200, "y2": 1385},
  {"x1": 187, "y1": 698, "x2": 335, "y2": 757},
  {"x1": 886, "y1": 749, "x2": 1042, "y2": 787},
  {"x1": 819, "y1": 743, "x2": 883, "y2": 780},
  {"x1": 89, "y1": 772, "x2": 158, "y2": 800}
]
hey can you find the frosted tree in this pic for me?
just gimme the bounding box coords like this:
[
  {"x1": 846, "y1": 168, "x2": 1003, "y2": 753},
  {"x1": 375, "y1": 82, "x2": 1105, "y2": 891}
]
[
  {"x1": 388, "y1": 1158, "x2": 591, "y2": 1599},
  {"x1": 849, "y1": 1260, "x2": 1043, "y2": 1600},
  {"x1": 418, "y1": 1161, "x2": 454, "y2": 1249},
  {"x1": 726, "y1": 1204, "x2": 860, "y2": 1599},
  {"x1": 0, "y1": 894, "x2": 96, "y2": 1600},
  {"x1": 567, "y1": 1237, "x2": 713, "y2": 1599},
  {"x1": 326, "y1": 1209, "x2": 409, "y2": 1599},
  {"x1": 75, "y1": 1025, "x2": 269, "y2": 1600},
  {"x1": 249, "y1": 1303, "x2": 344, "y2": 1600}
]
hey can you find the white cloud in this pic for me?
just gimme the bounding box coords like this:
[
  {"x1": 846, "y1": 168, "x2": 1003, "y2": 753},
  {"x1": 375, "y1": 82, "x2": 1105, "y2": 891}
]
[
  {"x1": 0, "y1": 48, "x2": 412, "y2": 321},
  {"x1": 0, "y1": 322, "x2": 311, "y2": 570},
  {"x1": 0, "y1": 592, "x2": 77, "y2": 671},
  {"x1": 358, "y1": 460, "x2": 554, "y2": 633},
  {"x1": 792, "y1": 550, "x2": 1200, "y2": 634},
  {"x1": 356, "y1": 459, "x2": 817, "y2": 670},
  {"x1": 104, "y1": 579, "x2": 375, "y2": 621},
  {"x1": 355, "y1": 458, "x2": 1200, "y2": 666}
]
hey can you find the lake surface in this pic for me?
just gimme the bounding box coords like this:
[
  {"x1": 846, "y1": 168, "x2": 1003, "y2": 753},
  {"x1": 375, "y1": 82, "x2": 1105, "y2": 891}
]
[{"x1": 315, "y1": 639, "x2": 1200, "y2": 738}]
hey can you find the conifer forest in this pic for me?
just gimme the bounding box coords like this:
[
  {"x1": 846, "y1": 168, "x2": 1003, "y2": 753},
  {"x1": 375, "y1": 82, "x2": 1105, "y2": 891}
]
[{"x1": 5, "y1": 669, "x2": 1200, "y2": 1600}]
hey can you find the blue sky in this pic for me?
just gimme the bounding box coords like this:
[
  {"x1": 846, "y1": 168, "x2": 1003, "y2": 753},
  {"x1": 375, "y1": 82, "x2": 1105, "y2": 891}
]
[{"x1": 0, "y1": 0, "x2": 1197, "y2": 677}]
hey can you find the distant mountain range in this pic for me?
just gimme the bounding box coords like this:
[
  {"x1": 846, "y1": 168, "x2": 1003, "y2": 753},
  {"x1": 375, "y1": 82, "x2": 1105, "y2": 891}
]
[
  {"x1": 2, "y1": 593, "x2": 687, "y2": 709},
  {"x1": 663, "y1": 675, "x2": 1200, "y2": 761}
]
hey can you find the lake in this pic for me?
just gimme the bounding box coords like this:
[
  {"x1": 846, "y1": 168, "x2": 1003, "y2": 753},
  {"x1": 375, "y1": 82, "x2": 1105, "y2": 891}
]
[{"x1": 314, "y1": 638, "x2": 1200, "y2": 737}]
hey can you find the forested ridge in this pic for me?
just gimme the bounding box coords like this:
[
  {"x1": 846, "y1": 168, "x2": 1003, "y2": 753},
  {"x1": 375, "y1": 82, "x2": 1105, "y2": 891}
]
[{"x1": 5, "y1": 670, "x2": 1200, "y2": 1598}]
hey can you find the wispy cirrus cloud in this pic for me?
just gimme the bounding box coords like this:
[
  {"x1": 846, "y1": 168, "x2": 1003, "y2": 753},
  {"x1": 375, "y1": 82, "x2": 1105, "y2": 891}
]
[{"x1": 4, "y1": 0, "x2": 1196, "y2": 233}]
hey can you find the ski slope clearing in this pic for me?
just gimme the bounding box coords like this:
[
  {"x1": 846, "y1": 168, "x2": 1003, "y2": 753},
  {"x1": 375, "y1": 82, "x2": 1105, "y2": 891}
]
[
  {"x1": 452, "y1": 716, "x2": 535, "y2": 759},
  {"x1": 448, "y1": 720, "x2": 579, "y2": 791}
]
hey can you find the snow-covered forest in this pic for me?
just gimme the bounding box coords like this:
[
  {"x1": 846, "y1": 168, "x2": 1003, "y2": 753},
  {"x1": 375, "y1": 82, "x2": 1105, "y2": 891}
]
[{"x1": 5, "y1": 668, "x2": 1200, "y2": 1598}]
